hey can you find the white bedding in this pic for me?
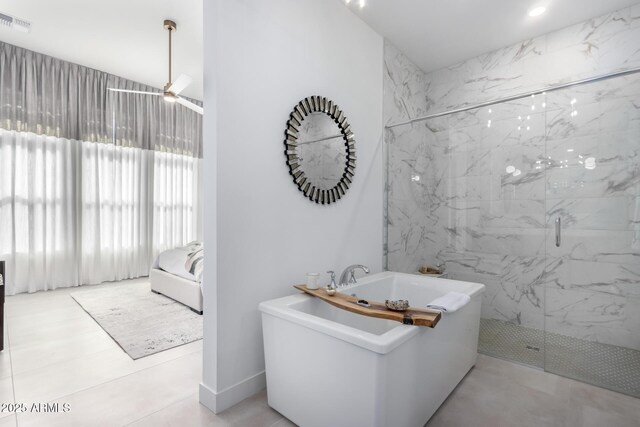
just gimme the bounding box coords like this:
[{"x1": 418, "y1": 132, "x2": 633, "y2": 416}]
[{"x1": 156, "y1": 241, "x2": 203, "y2": 282}]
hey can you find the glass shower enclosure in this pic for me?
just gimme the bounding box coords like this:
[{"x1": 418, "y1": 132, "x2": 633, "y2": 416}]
[{"x1": 385, "y1": 70, "x2": 640, "y2": 398}]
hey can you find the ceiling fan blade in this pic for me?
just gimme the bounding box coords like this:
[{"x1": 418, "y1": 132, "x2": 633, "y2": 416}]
[
  {"x1": 176, "y1": 97, "x2": 204, "y2": 115},
  {"x1": 167, "y1": 74, "x2": 193, "y2": 96},
  {"x1": 107, "y1": 88, "x2": 162, "y2": 96}
]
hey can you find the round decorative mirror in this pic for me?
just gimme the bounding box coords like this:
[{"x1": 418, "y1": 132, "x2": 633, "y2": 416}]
[{"x1": 284, "y1": 96, "x2": 355, "y2": 204}]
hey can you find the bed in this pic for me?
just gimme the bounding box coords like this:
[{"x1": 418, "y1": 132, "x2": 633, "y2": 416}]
[{"x1": 150, "y1": 242, "x2": 203, "y2": 314}]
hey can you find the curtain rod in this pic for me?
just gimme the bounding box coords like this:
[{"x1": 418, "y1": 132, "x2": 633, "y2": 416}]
[{"x1": 385, "y1": 66, "x2": 640, "y2": 129}]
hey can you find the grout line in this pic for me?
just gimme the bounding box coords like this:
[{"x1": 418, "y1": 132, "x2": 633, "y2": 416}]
[
  {"x1": 90, "y1": 351, "x2": 201, "y2": 427},
  {"x1": 8, "y1": 331, "x2": 119, "y2": 378},
  {"x1": 11, "y1": 342, "x2": 202, "y2": 411},
  {"x1": 33, "y1": 347, "x2": 201, "y2": 406},
  {"x1": 268, "y1": 417, "x2": 287, "y2": 427},
  {"x1": 118, "y1": 391, "x2": 197, "y2": 426},
  {"x1": 120, "y1": 393, "x2": 197, "y2": 427},
  {"x1": 12, "y1": 348, "x2": 201, "y2": 427}
]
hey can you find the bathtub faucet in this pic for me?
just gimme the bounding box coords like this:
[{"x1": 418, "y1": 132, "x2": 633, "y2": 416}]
[{"x1": 339, "y1": 264, "x2": 370, "y2": 287}]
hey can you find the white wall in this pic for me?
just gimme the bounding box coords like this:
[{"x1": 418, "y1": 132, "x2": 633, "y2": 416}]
[{"x1": 201, "y1": 0, "x2": 384, "y2": 413}]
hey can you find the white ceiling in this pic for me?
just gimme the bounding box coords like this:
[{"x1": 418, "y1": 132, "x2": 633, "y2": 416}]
[
  {"x1": 0, "y1": 0, "x2": 203, "y2": 100},
  {"x1": 2, "y1": 0, "x2": 638, "y2": 100},
  {"x1": 347, "y1": 0, "x2": 640, "y2": 73}
]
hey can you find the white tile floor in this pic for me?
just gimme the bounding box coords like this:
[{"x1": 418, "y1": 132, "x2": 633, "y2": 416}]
[
  {"x1": 1, "y1": 279, "x2": 639, "y2": 426},
  {"x1": 0, "y1": 279, "x2": 287, "y2": 427}
]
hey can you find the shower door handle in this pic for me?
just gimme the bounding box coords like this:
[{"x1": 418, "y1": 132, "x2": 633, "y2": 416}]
[{"x1": 555, "y1": 217, "x2": 561, "y2": 247}]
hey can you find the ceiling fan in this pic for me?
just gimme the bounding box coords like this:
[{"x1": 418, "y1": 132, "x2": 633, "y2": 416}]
[{"x1": 108, "y1": 19, "x2": 203, "y2": 115}]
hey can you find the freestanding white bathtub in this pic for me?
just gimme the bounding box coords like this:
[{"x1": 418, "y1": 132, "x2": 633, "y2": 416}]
[{"x1": 259, "y1": 271, "x2": 485, "y2": 427}]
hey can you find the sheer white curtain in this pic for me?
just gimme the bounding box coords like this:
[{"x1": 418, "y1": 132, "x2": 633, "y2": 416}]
[
  {"x1": 153, "y1": 149, "x2": 202, "y2": 252},
  {"x1": 0, "y1": 129, "x2": 201, "y2": 295},
  {"x1": 0, "y1": 42, "x2": 202, "y2": 295}
]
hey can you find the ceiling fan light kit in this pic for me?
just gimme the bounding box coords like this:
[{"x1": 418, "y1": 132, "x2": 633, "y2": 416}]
[{"x1": 107, "y1": 19, "x2": 203, "y2": 115}]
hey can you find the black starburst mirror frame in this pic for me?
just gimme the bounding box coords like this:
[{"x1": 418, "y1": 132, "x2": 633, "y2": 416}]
[{"x1": 284, "y1": 96, "x2": 356, "y2": 205}]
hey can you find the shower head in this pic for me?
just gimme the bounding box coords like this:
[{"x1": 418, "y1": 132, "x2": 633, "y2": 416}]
[{"x1": 0, "y1": 12, "x2": 31, "y2": 33}]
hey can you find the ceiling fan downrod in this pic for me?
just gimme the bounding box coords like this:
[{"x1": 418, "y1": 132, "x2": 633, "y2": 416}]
[{"x1": 163, "y1": 19, "x2": 177, "y2": 101}]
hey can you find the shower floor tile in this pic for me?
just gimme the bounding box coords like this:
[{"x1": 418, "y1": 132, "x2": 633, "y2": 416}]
[{"x1": 479, "y1": 318, "x2": 640, "y2": 399}]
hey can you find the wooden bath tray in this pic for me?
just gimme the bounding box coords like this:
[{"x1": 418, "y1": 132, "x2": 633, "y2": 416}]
[{"x1": 294, "y1": 285, "x2": 441, "y2": 328}]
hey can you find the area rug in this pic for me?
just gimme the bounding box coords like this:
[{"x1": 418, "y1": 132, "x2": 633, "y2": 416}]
[{"x1": 70, "y1": 282, "x2": 202, "y2": 359}]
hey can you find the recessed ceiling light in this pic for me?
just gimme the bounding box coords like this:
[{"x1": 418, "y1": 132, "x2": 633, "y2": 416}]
[
  {"x1": 528, "y1": 6, "x2": 546, "y2": 17},
  {"x1": 345, "y1": 0, "x2": 365, "y2": 7}
]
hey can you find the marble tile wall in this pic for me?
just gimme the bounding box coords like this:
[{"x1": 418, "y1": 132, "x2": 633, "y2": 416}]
[
  {"x1": 384, "y1": 3, "x2": 640, "y2": 351},
  {"x1": 383, "y1": 42, "x2": 429, "y2": 126},
  {"x1": 421, "y1": 3, "x2": 640, "y2": 118},
  {"x1": 383, "y1": 41, "x2": 430, "y2": 268}
]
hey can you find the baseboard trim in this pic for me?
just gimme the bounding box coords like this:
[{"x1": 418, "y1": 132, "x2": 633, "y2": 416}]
[{"x1": 199, "y1": 371, "x2": 266, "y2": 414}]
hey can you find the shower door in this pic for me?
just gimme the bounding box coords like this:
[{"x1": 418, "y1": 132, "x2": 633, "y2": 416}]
[
  {"x1": 385, "y1": 70, "x2": 640, "y2": 397},
  {"x1": 386, "y1": 96, "x2": 550, "y2": 368},
  {"x1": 541, "y1": 72, "x2": 640, "y2": 397}
]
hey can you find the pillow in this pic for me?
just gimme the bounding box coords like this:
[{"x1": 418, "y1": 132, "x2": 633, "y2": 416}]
[{"x1": 158, "y1": 247, "x2": 197, "y2": 281}]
